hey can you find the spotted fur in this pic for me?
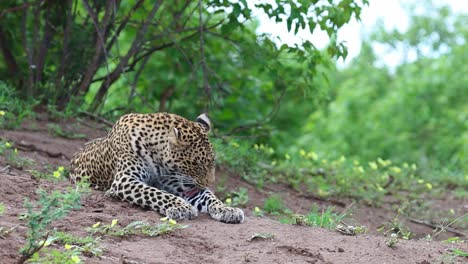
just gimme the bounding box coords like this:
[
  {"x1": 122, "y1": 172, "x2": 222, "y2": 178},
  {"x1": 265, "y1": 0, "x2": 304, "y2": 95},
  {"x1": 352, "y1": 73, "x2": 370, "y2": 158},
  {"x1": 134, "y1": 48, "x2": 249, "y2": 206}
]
[{"x1": 70, "y1": 112, "x2": 244, "y2": 223}]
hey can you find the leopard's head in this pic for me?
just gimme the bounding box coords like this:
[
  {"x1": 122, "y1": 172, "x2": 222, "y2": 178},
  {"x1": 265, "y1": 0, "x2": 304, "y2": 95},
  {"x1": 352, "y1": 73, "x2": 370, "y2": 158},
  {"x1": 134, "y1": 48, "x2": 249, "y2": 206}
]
[{"x1": 166, "y1": 113, "x2": 215, "y2": 189}]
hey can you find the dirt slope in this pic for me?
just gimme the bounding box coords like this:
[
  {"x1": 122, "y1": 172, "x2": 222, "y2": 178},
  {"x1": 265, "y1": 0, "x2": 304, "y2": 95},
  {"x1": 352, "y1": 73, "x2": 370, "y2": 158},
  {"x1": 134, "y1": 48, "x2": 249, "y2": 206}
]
[{"x1": 0, "y1": 118, "x2": 466, "y2": 264}]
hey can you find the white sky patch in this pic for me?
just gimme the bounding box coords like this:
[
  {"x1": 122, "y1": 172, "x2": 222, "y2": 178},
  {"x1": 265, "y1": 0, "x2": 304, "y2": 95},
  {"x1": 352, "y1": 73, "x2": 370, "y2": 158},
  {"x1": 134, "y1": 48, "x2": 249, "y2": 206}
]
[{"x1": 254, "y1": 0, "x2": 468, "y2": 67}]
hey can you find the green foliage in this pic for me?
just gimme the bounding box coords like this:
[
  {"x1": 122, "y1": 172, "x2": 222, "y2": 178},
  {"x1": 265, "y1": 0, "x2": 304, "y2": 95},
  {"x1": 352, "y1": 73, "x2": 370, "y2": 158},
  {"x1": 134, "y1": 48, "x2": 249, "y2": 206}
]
[
  {"x1": 0, "y1": 202, "x2": 4, "y2": 215},
  {"x1": 53, "y1": 232, "x2": 103, "y2": 257},
  {"x1": 281, "y1": 206, "x2": 346, "y2": 229},
  {"x1": 0, "y1": 81, "x2": 36, "y2": 129},
  {"x1": 299, "y1": 3, "x2": 467, "y2": 177},
  {"x1": 225, "y1": 187, "x2": 249, "y2": 207},
  {"x1": 263, "y1": 194, "x2": 285, "y2": 215},
  {"x1": 87, "y1": 219, "x2": 187, "y2": 237},
  {"x1": 0, "y1": 140, "x2": 34, "y2": 169},
  {"x1": 27, "y1": 247, "x2": 83, "y2": 264},
  {"x1": 19, "y1": 181, "x2": 90, "y2": 262}
]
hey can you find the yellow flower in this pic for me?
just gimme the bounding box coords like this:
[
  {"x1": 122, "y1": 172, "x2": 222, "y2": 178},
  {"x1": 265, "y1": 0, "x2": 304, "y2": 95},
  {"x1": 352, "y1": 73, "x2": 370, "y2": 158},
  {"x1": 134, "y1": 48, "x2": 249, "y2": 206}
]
[
  {"x1": 71, "y1": 255, "x2": 81, "y2": 263},
  {"x1": 299, "y1": 149, "x2": 306, "y2": 157},
  {"x1": 425, "y1": 183, "x2": 432, "y2": 190},
  {"x1": 317, "y1": 189, "x2": 329, "y2": 197},
  {"x1": 110, "y1": 219, "x2": 118, "y2": 227},
  {"x1": 267, "y1": 147, "x2": 274, "y2": 154},
  {"x1": 377, "y1": 158, "x2": 391, "y2": 167},
  {"x1": 368, "y1": 162, "x2": 378, "y2": 170},
  {"x1": 225, "y1": 198, "x2": 232, "y2": 204},
  {"x1": 284, "y1": 154, "x2": 290, "y2": 160},
  {"x1": 58, "y1": 166, "x2": 65, "y2": 172},
  {"x1": 338, "y1": 156, "x2": 346, "y2": 163},
  {"x1": 0, "y1": 110, "x2": 5, "y2": 116},
  {"x1": 411, "y1": 164, "x2": 417, "y2": 170},
  {"x1": 5, "y1": 142, "x2": 11, "y2": 148},
  {"x1": 390, "y1": 166, "x2": 401, "y2": 174},
  {"x1": 169, "y1": 219, "x2": 177, "y2": 225},
  {"x1": 160, "y1": 217, "x2": 168, "y2": 222},
  {"x1": 254, "y1": 206, "x2": 260, "y2": 213},
  {"x1": 92, "y1": 222, "x2": 101, "y2": 228},
  {"x1": 355, "y1": 166, "x2": 364, "y2": 173},
  {"x1": 39, "y1": 239, "x2": 52, "y2": 247},
  {"x1": 307, "y1": 151, "x2": 318, "y2": 161},
  {"x1": 53, "y1": 171, "x2": 61, "y2": 178},
  {"x1": 64, "y1": 244, "x2": 72, "y2": 250}
]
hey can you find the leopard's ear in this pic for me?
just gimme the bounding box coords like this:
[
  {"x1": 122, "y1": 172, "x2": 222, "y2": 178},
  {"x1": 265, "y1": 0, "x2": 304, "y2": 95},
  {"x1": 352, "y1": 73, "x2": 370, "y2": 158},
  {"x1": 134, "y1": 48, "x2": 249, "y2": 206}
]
[
  {"x1": 195, "y1": 113, "x2": 211, "y2": 133},
  {"x1": 168, "y1": 127, "x2": 188, "y2": 148}
]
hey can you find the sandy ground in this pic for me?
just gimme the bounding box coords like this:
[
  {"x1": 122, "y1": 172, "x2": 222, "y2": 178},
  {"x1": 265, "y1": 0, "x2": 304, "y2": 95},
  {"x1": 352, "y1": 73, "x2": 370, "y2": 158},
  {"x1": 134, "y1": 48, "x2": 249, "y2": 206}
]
[{"x1": 0, "y1": 117, "x2": 466, "y2": 263}]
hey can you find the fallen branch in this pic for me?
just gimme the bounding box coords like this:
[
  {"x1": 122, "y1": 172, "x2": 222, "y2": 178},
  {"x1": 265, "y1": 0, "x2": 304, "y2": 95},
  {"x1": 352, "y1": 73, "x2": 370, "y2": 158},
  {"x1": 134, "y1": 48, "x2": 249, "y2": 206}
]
[
  {"x1": 15, "y1": 141, "x2": 69, "y2": 160},
  {"x1": 78, "y1": 111, "x2": 114, "y2": 127},
  {"x1": 298, "y1": 193, "x2": 347, "y2": 208},
  {"x1": 409, "y1": 218, "x2": 467, "y2": 237}
]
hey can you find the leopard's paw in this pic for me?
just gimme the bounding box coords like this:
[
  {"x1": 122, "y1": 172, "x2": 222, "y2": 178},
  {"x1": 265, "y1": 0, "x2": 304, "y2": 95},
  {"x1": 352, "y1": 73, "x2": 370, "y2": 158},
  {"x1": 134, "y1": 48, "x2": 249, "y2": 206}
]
[
  {"x1": 165, "y1": 200, "x2": 198, "y2": 220},
  {"x1": 209, "y1": 206, "x2": 244, "y2": 224}
]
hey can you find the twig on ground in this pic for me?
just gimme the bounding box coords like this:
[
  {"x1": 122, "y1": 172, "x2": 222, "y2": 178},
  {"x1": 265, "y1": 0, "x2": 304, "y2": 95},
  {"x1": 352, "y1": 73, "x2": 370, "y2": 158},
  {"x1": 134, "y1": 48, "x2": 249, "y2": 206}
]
[
  {"x1": 409, "y1": 217, "x2": 467, "y2": 237},
  {"x1": 15, "y1": 141, "x2": 69, "y2": 160},
  {"x1": 78, "y1": 111, "x2": 114, "y2": 127}
]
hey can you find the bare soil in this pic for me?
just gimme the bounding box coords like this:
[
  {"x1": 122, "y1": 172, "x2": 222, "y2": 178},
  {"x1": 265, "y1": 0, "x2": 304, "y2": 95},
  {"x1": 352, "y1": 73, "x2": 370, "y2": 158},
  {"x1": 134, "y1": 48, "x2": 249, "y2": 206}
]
[{"x1": 0, "y1": 116, "x2": 466, "y2": 264}]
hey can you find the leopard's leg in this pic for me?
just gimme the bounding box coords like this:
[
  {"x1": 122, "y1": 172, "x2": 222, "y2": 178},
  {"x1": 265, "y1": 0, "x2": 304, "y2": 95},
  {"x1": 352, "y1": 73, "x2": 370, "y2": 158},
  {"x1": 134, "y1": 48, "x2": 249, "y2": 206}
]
[
  {"x1": 108, "y1": 154, "x2": 198, "y2": 220},
  {"x1": 147, "y1": 175, "x2": 244, "y2": 223},
  {"x1": 185, "y1": 189, "x2": 244, "y2": 224}
]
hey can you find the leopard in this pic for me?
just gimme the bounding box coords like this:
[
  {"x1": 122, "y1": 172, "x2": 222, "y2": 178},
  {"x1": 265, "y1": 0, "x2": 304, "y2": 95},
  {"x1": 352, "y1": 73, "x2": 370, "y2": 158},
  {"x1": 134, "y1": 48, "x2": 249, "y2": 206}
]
[{"x1": 70, "y1": 112, "x2": 244, "y2": 224}]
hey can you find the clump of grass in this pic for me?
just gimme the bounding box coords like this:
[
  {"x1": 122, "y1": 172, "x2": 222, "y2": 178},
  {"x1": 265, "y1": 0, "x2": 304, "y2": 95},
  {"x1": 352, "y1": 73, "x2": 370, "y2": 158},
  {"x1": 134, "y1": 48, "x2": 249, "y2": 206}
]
[
  {"x1": 263, "y1": 194, "x2": 285, "y2": 215},
  {"x1": 280, "y1": 206, "x2": 347, "y2": 229}
]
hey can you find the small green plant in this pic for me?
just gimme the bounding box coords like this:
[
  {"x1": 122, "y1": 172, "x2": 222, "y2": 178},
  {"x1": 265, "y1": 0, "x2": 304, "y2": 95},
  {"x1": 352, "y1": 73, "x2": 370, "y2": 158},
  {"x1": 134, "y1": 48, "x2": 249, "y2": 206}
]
[
  {"x1": 0, "y1": 202, "x2": 4, "y2": 214},
  {"x1": 27, "y1": 245, "x2": 83, "y2": 264},
  {"x1": 225, "y1": 187, "x2": 249, "y2": 207},
  {"x1": 28, "y1": 166, "x2": 68, "y2": 181},
  {"x1": 281, "y1": 206, "x2": 347, "y2": 229},
  {"x1": 0, "y1": 82, "x2": 36, "y2": 129},
  {"x1": 253, "y1": 206, "x2": 265, "y2": 217},
  {"x1": 0, "y1": 141, "x2": 33, "y2": 169},
  {"x1": 263, "y1": 194, "x2": 284, "y2": 215},
  {"x1": 87, "y1": 218, "x2": 187, "y2": 237},
  {"x1": 53, "y1": 231, "x2": 103, "y2": 257},
  {"x1": 377, "y1": 217, "x2": 412, "y2": 242},
  {"x1": 18, "y1": 181, "x2": 90, "y2": 263},
  {"x1": 47, "y1": 123, "x2": 86, "y2": 139},
  {"x1": 451, "y1": 249, "x2": 468, "y2": 257}
]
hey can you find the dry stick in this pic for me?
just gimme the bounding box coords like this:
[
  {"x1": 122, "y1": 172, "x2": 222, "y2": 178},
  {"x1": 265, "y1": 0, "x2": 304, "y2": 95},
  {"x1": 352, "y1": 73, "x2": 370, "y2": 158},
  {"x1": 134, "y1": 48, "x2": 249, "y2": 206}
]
[
  {"x1": 15, "y1": 141, "x2": 69, "y2": 160},
  {"x1": 409, "y1": 217, "x2": 467, "y2": 237},
  {"x1": 78, "y1": 111, "x2": 114, "y2": 127}
]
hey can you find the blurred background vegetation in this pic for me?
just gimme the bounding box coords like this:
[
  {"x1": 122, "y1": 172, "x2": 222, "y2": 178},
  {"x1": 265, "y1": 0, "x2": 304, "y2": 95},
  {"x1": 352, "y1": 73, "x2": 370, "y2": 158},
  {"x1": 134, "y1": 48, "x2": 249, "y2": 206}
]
[{"x1": 0, "y1": 0, "x2": 466, "y2": 201}]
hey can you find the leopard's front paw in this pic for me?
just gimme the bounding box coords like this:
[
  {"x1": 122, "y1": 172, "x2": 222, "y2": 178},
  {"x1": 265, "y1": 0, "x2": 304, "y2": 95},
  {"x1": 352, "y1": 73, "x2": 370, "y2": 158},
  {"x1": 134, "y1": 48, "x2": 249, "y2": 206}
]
[
  {"x1": 209, "y1": 206, "x2": 244, "y2": 224},
  {"x1": 165, "y1": 200, "x2": 198, "y2": 220}
]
